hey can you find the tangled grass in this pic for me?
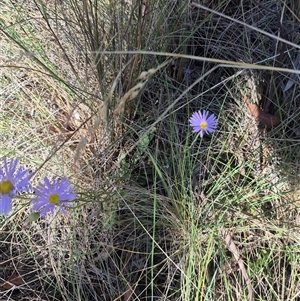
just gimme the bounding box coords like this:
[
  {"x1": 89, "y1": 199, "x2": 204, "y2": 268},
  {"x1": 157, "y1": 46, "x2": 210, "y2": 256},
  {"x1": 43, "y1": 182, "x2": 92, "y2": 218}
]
[{"x1": 0, "y1": 0, "x2": 300, "y2": 300}]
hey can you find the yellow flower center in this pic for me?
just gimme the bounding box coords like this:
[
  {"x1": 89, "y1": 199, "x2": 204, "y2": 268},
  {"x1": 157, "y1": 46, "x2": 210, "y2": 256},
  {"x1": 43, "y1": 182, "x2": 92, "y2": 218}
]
[
  {"x1": 200, "y1": 121, "x2": 208, "y2": 130},
  {"x1": 0, "y1": 180, "x2": 14, "y2": 195},
  {"x1": 49, "y1": 193, "x2": 60, "y2": 205}
]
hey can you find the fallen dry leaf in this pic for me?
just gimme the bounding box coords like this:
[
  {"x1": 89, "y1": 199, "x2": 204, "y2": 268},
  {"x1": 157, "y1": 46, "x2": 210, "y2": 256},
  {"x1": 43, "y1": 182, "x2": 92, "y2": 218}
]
[
  {"x1": 244, "y1": 95, "x2": 280, "y2": 129},
  {"x1": 1, "y1": 272, "x2": 24, "y2": 290}
]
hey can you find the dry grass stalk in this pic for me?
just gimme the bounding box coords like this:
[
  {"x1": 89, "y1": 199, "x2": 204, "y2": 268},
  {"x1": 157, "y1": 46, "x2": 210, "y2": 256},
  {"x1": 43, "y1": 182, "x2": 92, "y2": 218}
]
[{"x1": 113, "y1": 59, "x2": 173, "y2": 117}]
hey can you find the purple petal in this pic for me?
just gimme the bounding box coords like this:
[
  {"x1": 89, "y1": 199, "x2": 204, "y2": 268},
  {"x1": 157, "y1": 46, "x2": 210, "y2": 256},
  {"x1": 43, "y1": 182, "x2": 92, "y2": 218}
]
[
  {"x1": 43, "y1": 177, "x2": 52, "y2": 189},
  {"x1": 0, "y1": 195, "x2": 12, "y2": 216},
  {"x1": 40, "y1": 203, "x2": 55, "y2": 217},
  {"x1": 59, "y1": 206, "x2": 67, "y2": 214},
  {"x1": 202, "y1": 110, "x2": 209, "y2": 120},
  {"x1": 6, "y1": 158, "x2": 18, "y2": 178},
  {"x1": 32, "y1": 198, "x2": 49, "y2": 211},
  {"x1": 58, "y1": 178, "x2": 72, "y2": 190},
  {"x1": 192, "y1": 127, "x2": 201, "y2": 133}
]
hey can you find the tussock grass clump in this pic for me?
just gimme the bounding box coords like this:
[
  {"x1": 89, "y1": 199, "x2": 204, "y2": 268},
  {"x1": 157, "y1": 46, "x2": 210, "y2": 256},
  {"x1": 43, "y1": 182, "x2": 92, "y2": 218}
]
[{"x1": 0, "y1": 0, "x2": 300, "y2": 300}]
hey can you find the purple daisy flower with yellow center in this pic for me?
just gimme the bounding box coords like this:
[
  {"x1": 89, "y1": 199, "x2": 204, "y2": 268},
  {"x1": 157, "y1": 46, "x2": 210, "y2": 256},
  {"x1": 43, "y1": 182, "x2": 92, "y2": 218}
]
[
  {"x1": 189, "y1": 110, "x2": 218, "y2": 137},
  {"x1": 0, "y1": 157, "x2": 32, "y2": 216},
  {"x1": 32, "y1": 177, "x2": 77, "y2": 217}
]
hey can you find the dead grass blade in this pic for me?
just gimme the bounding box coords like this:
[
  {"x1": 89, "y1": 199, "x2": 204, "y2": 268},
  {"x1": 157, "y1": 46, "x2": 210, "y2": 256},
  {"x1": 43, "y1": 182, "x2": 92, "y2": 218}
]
[
  {"x1": 191, "y1": 2, "x2": 300, "y2": 50},
  {"x1": 220, "y1": 228, "x2": 254, "y2": 301}
]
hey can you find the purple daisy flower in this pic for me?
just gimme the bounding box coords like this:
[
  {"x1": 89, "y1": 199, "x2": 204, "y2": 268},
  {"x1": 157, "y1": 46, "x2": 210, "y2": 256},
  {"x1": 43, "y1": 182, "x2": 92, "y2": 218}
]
[
  {"x1": 189, "y1": 110, "x2": 218, "y2": 137},
  {"x1": 0, "y1": 157, "x2": 32, "y2": 216},
  {"x1": 32, "y1": 177, "x2": 77, "y2": 217}
]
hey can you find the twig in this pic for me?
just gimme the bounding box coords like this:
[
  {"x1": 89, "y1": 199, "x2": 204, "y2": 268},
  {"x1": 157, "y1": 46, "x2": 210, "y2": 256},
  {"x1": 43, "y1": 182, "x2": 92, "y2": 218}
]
[{"x1": 220, "y1": 228, "x2": 254, "y2": 301}]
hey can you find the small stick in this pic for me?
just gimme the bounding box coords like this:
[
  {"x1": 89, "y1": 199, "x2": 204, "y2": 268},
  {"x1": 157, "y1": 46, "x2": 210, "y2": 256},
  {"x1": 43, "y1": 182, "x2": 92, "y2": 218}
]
[{"x1": 220, "y1": 228, "x2": 254, "y2": 301}]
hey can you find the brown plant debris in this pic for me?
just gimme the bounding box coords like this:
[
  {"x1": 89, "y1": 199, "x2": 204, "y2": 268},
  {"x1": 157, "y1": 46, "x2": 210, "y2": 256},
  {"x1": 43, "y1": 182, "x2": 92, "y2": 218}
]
[{"x1": 244, "y1": 95, "x2": 280, "y2": 130}]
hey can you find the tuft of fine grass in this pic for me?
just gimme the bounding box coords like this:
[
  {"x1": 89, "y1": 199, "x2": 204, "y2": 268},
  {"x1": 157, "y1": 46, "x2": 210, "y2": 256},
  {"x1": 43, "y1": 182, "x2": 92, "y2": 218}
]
[{"x1": 0, "y1": 0, "x2": 300, "y2": 300}]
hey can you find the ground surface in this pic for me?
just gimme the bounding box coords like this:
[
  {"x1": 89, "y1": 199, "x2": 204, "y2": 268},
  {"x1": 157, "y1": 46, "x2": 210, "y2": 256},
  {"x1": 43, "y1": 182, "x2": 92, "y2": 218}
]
[{"x1": 0, "y1": 0, "x2": 300, "y2": 300}]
